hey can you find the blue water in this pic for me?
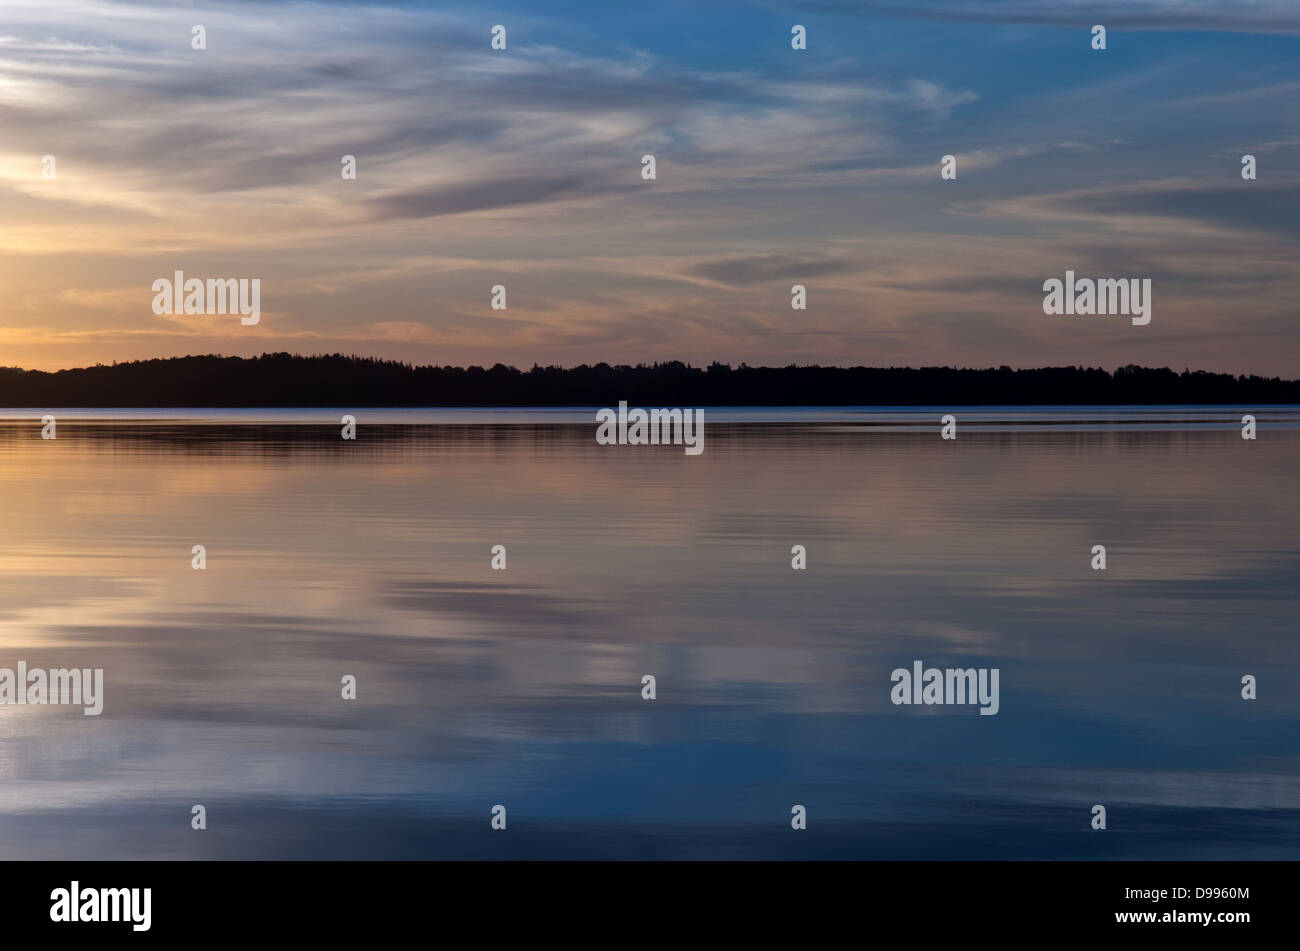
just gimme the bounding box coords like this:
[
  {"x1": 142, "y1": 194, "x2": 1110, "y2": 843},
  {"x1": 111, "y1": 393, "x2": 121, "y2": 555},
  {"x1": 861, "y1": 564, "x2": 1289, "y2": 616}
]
[{"x1": 0, "y1": 408, "x2": 1295, "y2": 858}]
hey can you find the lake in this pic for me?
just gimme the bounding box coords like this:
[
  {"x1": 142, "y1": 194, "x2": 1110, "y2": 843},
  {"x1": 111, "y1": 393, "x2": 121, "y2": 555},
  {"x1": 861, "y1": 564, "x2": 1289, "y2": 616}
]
[{"x1": 0, "y1": 407, "x2": 1296, "y2": 859}]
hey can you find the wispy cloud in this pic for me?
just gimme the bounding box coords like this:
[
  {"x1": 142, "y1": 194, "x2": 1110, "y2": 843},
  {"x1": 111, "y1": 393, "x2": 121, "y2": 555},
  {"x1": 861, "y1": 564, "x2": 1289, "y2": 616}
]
[{"x1": 0, "y1": 0, "x2": 1294, "y2": 374}]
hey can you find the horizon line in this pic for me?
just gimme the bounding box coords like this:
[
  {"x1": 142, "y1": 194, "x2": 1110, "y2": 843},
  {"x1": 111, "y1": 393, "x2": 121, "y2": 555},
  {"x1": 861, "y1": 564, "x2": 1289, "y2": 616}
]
[{"x1": 5, "y1": 353, "x2": 1298, "y2": 382}]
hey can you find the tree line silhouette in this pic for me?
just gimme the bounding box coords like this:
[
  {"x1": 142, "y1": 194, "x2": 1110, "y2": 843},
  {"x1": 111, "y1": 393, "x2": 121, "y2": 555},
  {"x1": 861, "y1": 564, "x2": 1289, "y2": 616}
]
[{"x1": 0, "y1": 354, "x2": 1295, "y2": 406}]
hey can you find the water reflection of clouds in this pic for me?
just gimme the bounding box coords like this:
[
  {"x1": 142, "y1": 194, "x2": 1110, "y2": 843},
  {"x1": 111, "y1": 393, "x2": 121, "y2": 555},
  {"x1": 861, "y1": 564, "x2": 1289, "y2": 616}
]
[{"x1": 0, "y1": 421, "x2": 1295, "y2": 856}]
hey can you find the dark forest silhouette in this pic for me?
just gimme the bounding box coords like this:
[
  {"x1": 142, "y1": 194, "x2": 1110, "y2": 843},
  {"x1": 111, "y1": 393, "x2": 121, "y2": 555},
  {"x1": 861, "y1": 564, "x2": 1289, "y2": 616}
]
[{"x1": 1, "y1": 353, "x2": 1296, "y2": 406}]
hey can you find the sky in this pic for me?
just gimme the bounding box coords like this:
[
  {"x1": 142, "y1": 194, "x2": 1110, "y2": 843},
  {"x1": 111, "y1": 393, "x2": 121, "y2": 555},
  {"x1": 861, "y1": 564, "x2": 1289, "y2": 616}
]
[{"x1": 0, "y1": 0, "x2": 1297, "y2": 374}]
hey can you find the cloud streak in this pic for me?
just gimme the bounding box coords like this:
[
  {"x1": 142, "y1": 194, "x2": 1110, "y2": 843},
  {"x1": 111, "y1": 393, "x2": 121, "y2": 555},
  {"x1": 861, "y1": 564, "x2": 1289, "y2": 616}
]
[{"x1": 0, "y1": 0, "x2": 1294, "y2": 375}]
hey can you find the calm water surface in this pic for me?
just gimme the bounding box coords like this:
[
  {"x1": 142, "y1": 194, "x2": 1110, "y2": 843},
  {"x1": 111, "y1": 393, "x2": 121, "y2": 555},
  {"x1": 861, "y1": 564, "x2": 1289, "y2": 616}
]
[{"x1": 0, "y1": 408, "x2": 1296, "y2": 859}]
